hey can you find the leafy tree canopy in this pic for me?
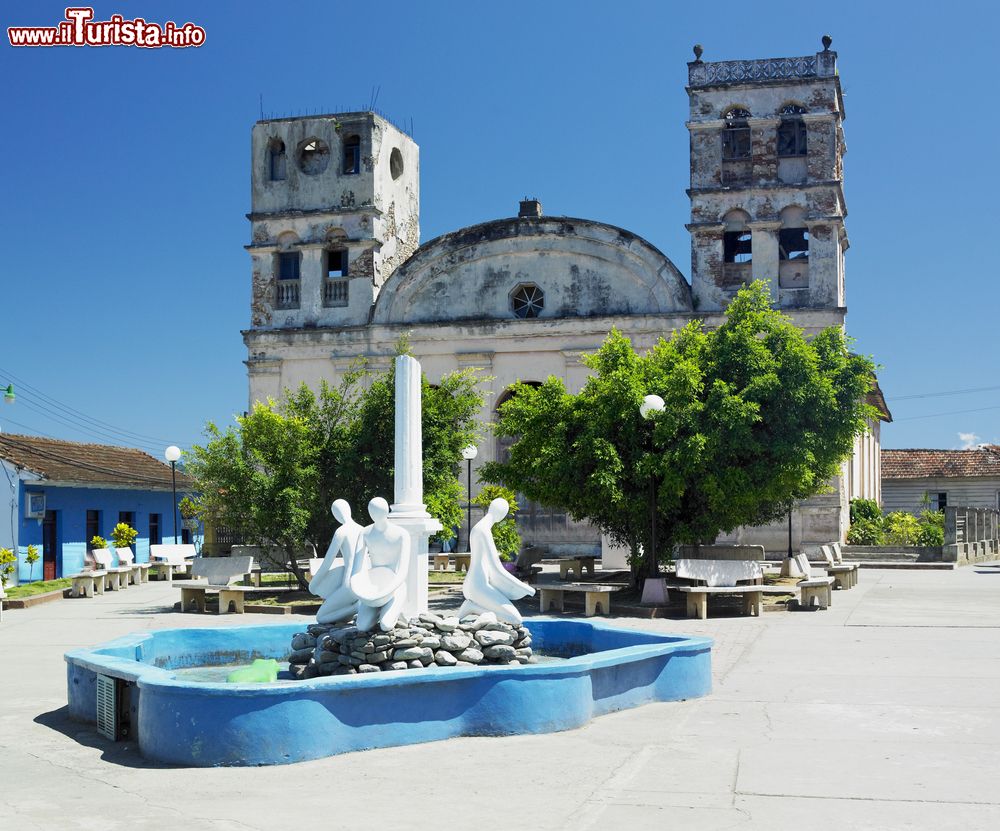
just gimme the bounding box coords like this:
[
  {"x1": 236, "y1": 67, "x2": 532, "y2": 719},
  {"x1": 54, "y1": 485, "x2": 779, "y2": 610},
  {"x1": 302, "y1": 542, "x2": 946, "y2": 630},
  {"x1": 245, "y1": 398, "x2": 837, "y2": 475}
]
[
  {"x1": 481, "y1": 281, "x2": 878, "y2": 577},
  {"x1": 188, "y1": 357, "x2": 485, "y2": 588}
]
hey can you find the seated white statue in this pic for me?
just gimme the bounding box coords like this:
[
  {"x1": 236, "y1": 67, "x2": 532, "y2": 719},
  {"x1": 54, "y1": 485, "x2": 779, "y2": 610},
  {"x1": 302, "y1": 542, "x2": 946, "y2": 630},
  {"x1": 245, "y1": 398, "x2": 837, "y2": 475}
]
[
  {"x1": 310, "y1": 499, "x2": 363, "y2": 625},
  {"x1": 459, "y1": 498, "x2": 535, "y2": 625},
  {"x1": 349, "y1": 497, "x2": 410, "y2": 632}
]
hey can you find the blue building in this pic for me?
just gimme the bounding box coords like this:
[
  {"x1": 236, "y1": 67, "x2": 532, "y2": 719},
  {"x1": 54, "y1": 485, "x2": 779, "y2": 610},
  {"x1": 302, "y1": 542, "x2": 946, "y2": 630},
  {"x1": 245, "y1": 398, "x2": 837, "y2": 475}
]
[{"x1": 0, "y1": 434, "x2": 197, "y2": 585}]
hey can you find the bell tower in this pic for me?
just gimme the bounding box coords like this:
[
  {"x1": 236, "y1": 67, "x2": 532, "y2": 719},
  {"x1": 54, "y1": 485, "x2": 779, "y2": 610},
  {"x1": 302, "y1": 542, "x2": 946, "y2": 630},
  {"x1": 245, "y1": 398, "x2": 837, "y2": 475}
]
[
  {"x1": 686, "y1": 38, "x2": 847, "y2": 319},
  {"x1": 246, "y1": 111, "x2": 419, "y2": 332}
]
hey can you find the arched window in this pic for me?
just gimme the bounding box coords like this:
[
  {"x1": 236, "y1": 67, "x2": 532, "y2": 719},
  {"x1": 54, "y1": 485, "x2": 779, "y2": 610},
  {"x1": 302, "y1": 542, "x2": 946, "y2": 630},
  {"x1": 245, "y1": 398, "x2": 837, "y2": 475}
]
[
  {"x1": 721, "y1": 108, "x2": 752, "y2": 160},
  {"x1": 268, "y1": 139, "x2": 286, "y2": 181},
  {"x1": 777, "y1": 104, "x2": 807, "y2": 157},
  {"x1": 778, "y1": 206, "x2": 809, "y2": 289},
  {"x1": 722, "y1": 210, "x2": 752, "y2": 264},
  {"x1": 342, "y1": 135, "x2": 360, "y2": 174}
]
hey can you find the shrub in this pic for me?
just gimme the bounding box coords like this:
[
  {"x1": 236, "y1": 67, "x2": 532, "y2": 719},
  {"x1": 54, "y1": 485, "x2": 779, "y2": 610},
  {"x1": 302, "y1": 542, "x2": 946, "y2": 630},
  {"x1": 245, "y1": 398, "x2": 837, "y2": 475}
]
[
  {"x1": 0, "y1": 547, "x2": 16, "y2": 587},
  {"x1": 110, "y1": 523, "x2": 138, "y2": 550},
  {"x1": 917, "y1": 510, "x2": 945, "y2": 547},
  {"x1": 846, "y1": 517, "x2": 884, "y2": 545},
  {"x1": 472, "y1": 484, "x2": 521, "y2": 562},
  {"x1": 90, "y1": 535, "x2": 108, "y2": 550},
  {"x1": 884, "y1": 511, "x2": 921, "y2": 546},
  {"x1": 25, "y1": 544, "x2": 40, "y2": 581},
  {"x1": 850, "y1": 498, "x2": 882, "y2": 525}
]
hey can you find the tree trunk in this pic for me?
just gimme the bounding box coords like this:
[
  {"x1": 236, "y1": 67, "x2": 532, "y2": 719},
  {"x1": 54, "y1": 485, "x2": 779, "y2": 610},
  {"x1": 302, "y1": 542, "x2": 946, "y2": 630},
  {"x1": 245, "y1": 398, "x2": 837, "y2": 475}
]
[{"x1": 284, "y1": 544, "x2": 311, "y2": 592}]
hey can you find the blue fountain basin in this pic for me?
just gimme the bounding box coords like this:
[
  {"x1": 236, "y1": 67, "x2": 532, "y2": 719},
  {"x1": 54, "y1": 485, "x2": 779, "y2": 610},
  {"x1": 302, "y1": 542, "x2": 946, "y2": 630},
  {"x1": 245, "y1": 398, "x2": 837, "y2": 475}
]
[{"x1": 65, "y1": 618, "x2": 712, "y2": 766}]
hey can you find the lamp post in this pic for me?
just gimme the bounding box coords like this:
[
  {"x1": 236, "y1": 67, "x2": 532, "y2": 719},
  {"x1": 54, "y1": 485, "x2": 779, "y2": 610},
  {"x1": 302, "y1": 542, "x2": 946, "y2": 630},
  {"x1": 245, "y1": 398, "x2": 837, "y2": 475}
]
[
  {"x1": 164, "y1": 445, "x2": 181, "y2": 544},
  {"x1": 639, "y1": 395, "x2": 666, "y2": 579},
  {"x1": 461, "y1": 445, "x2": 478, "y2": 552},
  {"x1": 3, "y1": 384, "x2": 14, "y2": 405}
]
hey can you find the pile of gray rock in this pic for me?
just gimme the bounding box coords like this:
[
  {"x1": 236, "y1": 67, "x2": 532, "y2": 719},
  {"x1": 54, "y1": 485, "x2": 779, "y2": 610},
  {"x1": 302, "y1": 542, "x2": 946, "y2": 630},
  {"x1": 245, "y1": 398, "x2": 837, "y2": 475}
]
[{"x1": 287, "y1": 611, "x2": 535, "y2": 678}]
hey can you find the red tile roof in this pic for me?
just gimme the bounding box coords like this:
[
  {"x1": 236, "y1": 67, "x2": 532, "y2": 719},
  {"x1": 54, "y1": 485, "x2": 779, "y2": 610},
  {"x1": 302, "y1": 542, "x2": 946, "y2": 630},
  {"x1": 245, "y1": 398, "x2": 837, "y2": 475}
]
[
  {"x1": 882, "y1": 447, "x2": 1000, "y2": 480},
  {"x1": 0, "y1": 433, "x2": 192, "y2": 490}
]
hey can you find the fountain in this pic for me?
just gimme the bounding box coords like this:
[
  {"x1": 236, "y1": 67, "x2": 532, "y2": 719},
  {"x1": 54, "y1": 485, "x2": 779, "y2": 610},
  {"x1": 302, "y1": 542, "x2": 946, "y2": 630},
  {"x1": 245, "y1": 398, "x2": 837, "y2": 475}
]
[{"x1": 64, "y1": 355, "x2": 713, "y2": 766}]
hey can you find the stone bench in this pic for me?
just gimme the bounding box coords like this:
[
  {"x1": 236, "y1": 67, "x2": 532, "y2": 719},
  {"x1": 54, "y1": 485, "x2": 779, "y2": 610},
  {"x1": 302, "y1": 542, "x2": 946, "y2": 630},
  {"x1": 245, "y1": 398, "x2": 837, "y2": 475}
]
[
  {"x1": 539, "y1": 583, "x2": 624, "y2": 617},
  {"x1": 89, "y1": 549, "x2": 133, "y2": 591},
  {"x1": 671, "y1": 558, "x2": 793, "y2": 619},
  {"x1": 794, "y1": 553, "x2": 835, "y2": 609},
  {"x1": 177, "y1": 556, "x2": 257, "y2": 614},
  {"x1": 149, "y1": 543, "x2": 198, "y2": 580},
  {"x1": 821, "y1": 543, "x2": 858, "y2": 589},
  {"x1": 179, "y1": 584, "x2": 275, "y2": 614},
  {"x1": 558, "y1": 556, "x2": 597, "y2": 580},
  {"x1": 69, "y1": 570, "x2": 107, "y2": 598},
  {"x1": 112, "y1": 546, "x2": 153, "y2": 585},
  {"x1": 453, "y1": 554, "x2": 471, "y2": 573},
  {"x1": 432, "y1": 554, "x2": 450, "y2": 571}
]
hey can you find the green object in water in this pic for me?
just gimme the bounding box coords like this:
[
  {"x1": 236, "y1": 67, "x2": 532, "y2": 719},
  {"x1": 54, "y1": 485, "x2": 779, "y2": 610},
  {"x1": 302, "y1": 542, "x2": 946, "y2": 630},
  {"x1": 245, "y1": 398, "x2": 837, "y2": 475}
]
[{"x1": 226, "y1": 658, "x2": 280, "y2": 683}]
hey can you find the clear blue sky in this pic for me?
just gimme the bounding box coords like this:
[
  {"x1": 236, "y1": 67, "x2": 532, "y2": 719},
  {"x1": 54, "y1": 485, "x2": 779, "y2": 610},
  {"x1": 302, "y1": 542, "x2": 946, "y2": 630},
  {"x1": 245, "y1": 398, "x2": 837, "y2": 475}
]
[{"x1": 1, "y1": 0, "x2": 997, "y2": 456}]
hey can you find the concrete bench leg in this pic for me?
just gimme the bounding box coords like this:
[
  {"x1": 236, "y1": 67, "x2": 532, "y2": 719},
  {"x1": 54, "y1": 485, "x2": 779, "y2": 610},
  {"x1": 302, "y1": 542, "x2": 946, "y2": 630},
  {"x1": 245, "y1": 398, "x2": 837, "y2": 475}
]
[
  {"x1": 433, "y1": 555, "x2": 449, "y2": 572},
  {"x1": 743, "y1": 590, "x2": 763, "y2": 616},
  {"x1": 539, "y1": 588, "x2": 564, "y2": 613},
  {"x1": 94, "y1": 576, "x2": 105, "y2": 595},
  {"x1": 686, "y1": 592, "x2": 708, "y2": 619},
  {"x1": 106, "y1": 573, "x2": 120, "y2": 592},
  {"x1": 454, "y1": 556, "x2": 470, "y2": 573},
  {"x1": 800, "y1": 586, "x2": 831, "y2": 609},
  {"x1": 180, "y1": 587, "x2": 206, "y2": 613},
  {"x1": 560, "y1": 561, "x2": 580, "y2": 580},
  {"x1": 585, "y1": 591, "x2": 611, "y2": 617},
  {"x1": 218, "y1": 590, "x2": 245, "y2": 614},
  {"x1": 581, "y1": 560, "x2": 595, "y2": 577}
]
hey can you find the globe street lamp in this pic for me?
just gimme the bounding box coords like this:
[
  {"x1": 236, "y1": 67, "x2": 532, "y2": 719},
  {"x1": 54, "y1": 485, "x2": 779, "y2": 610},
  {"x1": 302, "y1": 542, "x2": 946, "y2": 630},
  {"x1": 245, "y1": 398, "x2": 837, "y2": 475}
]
[
  {"x1": 461, "y1": 445, "x2": 478, "y2": 552},
  {"x1": 164, "y1": 445, "x2": 181, "y2": 544},
  {"x1": 639, "y1": 395, "x2": 665, "y2": 577}
]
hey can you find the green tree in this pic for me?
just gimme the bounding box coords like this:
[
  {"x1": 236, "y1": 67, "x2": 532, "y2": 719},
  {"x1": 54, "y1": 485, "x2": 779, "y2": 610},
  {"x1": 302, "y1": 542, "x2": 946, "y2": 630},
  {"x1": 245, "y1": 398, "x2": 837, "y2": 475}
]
[
  {"x1": 187, "y1": 402, "x2": 318, "y2": 588},
  {"x1": 473, "y1": 484, "x2": 522, "y2": 561},
  {"x1": 482, "y1": 281, "x2": 878, "y2": 579},
  {"x1": 189, "y1": 356, "x2": 485, "y2": 589},
  {"x1": 0, "y1": 547, "x2": 16, "y2": 587}
]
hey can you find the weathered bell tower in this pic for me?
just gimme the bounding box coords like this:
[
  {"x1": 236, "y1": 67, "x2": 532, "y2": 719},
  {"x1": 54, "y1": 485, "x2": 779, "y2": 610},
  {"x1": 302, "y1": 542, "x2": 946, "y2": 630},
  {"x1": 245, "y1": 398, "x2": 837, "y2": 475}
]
[
  {"x1": 246, "y1": 111, "x2": 419, "y2": 333},
  {"x1": 686, "y1": 38, "x2": 847, "y2": 319}
]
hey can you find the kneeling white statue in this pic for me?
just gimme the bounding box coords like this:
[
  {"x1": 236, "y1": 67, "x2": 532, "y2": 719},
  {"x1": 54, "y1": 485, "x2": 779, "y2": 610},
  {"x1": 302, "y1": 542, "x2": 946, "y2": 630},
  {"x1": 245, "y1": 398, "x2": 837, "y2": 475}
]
[
  {"x1": 310, "y1": 499, "x2": 363, "y2": 625},
  {"x1": 459, "y1": 498, "x2": 535, "y2": 625},
  {"x1": 350, "y1": 497, "x2": 410, "y2": 632}
]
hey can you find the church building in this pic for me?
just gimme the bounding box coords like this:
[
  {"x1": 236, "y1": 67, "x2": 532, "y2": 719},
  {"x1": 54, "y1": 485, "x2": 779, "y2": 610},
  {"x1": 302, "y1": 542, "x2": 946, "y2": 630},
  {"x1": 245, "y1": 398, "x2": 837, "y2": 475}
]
[{"x1": 242, "y1": 39, "x2": 889, "y2": 556}]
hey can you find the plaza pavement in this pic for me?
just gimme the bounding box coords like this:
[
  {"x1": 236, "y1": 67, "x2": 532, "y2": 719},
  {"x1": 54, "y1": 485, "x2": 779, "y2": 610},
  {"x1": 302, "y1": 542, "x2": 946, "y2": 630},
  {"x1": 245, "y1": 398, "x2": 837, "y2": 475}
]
[{"x1": 2, "y1": 565, "x2": 1000, "y2": 830}]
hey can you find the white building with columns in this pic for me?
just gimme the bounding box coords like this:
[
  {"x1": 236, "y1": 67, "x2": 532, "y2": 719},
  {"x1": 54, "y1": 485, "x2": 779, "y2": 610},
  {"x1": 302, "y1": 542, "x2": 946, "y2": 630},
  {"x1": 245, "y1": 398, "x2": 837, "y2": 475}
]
[{"x1": 243, "y1": 40, "x2": 889, "y2": 555}]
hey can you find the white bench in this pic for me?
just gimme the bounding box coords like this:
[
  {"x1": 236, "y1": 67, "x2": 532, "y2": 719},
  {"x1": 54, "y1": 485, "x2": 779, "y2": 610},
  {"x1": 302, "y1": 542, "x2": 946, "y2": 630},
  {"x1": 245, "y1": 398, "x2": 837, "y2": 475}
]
[
  {"x1": 820, "y1": 544, "x2": 858, "y2": 589},
  {"x1": 69, "y1": 569, "x2": 107, "y2": 598},
  {"x1": 90, "y1": 549, "x2": 132, "y2": 591},
  {"x1": 111, "y1": 546, "x2": 152, "y2": 585},
  {"x1": 149, "y1": 543, "x2": 198, "y2": 581},
  {"x1": 539, "y1": 582, "x2": 623, "y2": 616},
  {"x1": 178, "y1": 556, "x2": 264, "y2": 614},
  {"x1": 671, "y1": 559, "x2": 793, "y2": 619},
  {"x1": 794, "y1": 553, "x2": 835, "y2": 609}
]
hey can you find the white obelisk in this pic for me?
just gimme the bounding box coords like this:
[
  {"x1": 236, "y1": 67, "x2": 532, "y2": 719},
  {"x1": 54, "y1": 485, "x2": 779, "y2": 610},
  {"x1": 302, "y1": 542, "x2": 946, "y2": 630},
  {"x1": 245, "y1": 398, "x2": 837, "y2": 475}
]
[{"x1": 389, "y1": 355, "x2": 442, "y2": 617}]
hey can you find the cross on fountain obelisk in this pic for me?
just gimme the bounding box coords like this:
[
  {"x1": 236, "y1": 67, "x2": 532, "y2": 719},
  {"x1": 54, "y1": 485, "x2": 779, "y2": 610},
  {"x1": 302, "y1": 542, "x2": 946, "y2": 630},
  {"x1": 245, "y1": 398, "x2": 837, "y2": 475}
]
[{"x1": 389, "y1": 354, "x2": 442, "y2": 618}]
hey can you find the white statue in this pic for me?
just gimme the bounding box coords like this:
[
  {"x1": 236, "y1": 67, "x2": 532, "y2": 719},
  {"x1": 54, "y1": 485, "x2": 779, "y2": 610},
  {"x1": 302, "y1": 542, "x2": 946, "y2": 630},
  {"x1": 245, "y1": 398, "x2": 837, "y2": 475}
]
[
  {"x1": 310, "y1": 499, "x2": 363, "y2": 625},
  {"x1": 459, "y1": 498, "x2": 535, "y2": 625},
  {"x1": 350, "y1": 497, "x2": 411, "y2": 632}
]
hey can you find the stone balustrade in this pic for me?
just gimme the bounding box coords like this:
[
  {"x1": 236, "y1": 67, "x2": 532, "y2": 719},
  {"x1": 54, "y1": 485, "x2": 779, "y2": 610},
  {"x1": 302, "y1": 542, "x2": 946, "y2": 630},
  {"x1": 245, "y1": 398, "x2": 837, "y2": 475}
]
[{"x1": 944, "y1": 506, "x2": 1000, "y2": 564}]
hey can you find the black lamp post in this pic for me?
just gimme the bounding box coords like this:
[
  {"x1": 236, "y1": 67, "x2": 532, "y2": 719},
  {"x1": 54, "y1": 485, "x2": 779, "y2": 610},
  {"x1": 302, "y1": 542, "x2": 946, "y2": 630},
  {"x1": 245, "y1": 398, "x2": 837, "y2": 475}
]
[
  {"x1": 461, "y1": 445, "x2": 478, "y2": 551},
  {"x1": 164, "y1": 445, "x2": 181, "y2": 544},
  {"x1": 639, "y1": 395, "x2": 666, "y2": 577}
]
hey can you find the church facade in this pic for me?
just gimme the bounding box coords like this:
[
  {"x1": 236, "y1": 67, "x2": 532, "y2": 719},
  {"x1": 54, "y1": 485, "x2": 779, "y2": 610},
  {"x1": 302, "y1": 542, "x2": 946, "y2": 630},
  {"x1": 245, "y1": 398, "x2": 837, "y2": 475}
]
[{"x1": 242, "y1": 40, "x2": 887, "y2": 555}]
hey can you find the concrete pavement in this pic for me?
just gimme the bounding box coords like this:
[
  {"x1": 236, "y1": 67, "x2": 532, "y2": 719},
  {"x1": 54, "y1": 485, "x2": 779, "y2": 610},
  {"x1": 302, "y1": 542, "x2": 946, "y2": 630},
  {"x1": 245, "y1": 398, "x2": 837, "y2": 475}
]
[{"x1": 2, "y1": 567, "x2": 999, "y2": 830}]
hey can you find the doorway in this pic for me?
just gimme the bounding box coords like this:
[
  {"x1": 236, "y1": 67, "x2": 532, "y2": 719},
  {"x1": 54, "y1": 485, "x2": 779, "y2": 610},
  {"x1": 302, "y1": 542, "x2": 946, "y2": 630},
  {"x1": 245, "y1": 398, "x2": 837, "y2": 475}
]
[{"x1": 42, "y1": 510, "x2": 58, "y2": 580}]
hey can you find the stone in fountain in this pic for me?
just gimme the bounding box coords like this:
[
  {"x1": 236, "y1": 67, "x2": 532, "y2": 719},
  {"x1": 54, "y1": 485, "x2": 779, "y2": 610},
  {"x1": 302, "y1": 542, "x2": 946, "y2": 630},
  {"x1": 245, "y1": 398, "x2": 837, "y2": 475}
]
[
  {"x1": 310, "y1": 499, "x2": 363, "y2": 625},
  {"x1": 350, "y1": 497, "x2": 410, "y2": 632},
  {"x1": 459, "y1": 497, "x2": 535, "y2": 625}
]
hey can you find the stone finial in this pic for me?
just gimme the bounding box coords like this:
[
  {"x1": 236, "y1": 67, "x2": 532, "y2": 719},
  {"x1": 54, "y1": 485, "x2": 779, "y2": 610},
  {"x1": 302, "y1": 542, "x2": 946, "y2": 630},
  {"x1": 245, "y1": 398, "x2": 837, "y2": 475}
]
[
  {"x1": 821, "y1": 34, "x2": 832, "y2": 51},
  {"x1": 692, "y1": 44, "x2": 704, "y2": 62}
]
